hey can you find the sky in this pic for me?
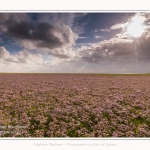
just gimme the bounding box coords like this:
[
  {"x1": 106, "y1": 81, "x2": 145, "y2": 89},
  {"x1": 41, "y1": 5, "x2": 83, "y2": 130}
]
[{"x1": 0, "y1": 12, "x2": 150, "y2": 73}]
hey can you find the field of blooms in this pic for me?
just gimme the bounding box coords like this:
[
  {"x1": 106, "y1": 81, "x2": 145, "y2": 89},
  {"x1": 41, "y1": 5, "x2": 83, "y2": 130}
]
[{"x1": 0, "y1": 73, "x2": 150, "y2": 137}]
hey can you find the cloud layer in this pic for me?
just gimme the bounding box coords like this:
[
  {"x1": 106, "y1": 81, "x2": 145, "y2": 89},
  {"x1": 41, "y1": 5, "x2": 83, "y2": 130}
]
[
  {"x1": 73, "y1": 13, "x2": 150, "y2": 73},
  {"x1": 0, "y1": 13, "x2": 78, "y2": 58},
  {"x1": 0, "y1": 46, "x2": 65, "y2": 72},
  {"x1": 1, "y1": 13, "x2": 150, "y2": 73}
]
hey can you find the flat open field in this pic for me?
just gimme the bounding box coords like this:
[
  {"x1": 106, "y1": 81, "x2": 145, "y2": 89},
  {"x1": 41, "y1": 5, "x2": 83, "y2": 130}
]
[{"x1": 0, "y1": 73, "x2": 150, "y2": 137}]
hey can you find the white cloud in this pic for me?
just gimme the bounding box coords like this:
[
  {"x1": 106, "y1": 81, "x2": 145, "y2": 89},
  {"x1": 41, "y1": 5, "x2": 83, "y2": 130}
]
[
  {"x1": 94, "y1": 36, "x2": 102, "y2": 39},
  {"x1": 110, "y1": 23, "x2": 127, "y2": 30},
  {"x1": 93, "y1": 29, "x2": 99, "y2": 33},
  {"x1": 0, "y1": 46, "x2": 10, "y2": 59},
  {"x1": 78, "y1": 36, "x2": 89, "y2": 39},
  {"x1": 0, "y1": 47, "x2": 69, "y2": 72},
  {"x1": 100, "y1": 28, "x2": 111, "y2": 32}
]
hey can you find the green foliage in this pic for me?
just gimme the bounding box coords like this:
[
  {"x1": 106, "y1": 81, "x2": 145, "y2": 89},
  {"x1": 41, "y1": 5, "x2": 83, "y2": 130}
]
[
  {"x1": 80, "y1": 121, "x2": 93, "y2": 132},
  {"x1": 103, "y1": 112, "x2": 111, "y2": 121},
  {"x1": 44, "y1": 116, "x2": 53, "y2": 137},
  {"x1": 130, "y1": 116, "x2": 150, "y2": 128},
  {"x1": 67, "y1": 129, "x2": 79, "y2": 137},
  {"x1": 29, "y1": 118, "x2": 40, "y2": 135}
]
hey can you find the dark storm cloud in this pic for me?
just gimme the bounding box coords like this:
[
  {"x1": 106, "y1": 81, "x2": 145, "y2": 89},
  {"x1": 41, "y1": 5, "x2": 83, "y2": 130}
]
[
  {"x1": 4, "y1": 21, "x2": 75, "y2": 49},
  {"x1": 37, "y1": 13, "x2": 89, "y2": 35},
  {"x1": 0, "y1": 13, "x2": 77, "y2": 58},
  {"x1": 6, "y1": 21, "x2": 34, "y2": 39},
  {"x1": 0, "y1": 13, "x2": 31, "y2": 25}
]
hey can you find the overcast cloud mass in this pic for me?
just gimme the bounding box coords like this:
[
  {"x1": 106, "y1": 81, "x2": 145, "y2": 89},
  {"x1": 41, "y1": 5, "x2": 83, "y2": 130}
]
[{"x1": 0, "y1": 12, "x2": 150, "y2": 73}]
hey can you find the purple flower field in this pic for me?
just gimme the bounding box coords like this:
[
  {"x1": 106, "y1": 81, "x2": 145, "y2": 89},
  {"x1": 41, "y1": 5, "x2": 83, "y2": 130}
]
[{"x1": 0, "y1": 73, "x2": 150, "y2": 137}]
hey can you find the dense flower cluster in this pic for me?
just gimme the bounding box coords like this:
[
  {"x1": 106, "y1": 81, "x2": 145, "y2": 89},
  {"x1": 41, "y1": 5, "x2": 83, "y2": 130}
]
[{"x1": 0, "y1": 73, "x2": 150, "y2": 137}]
